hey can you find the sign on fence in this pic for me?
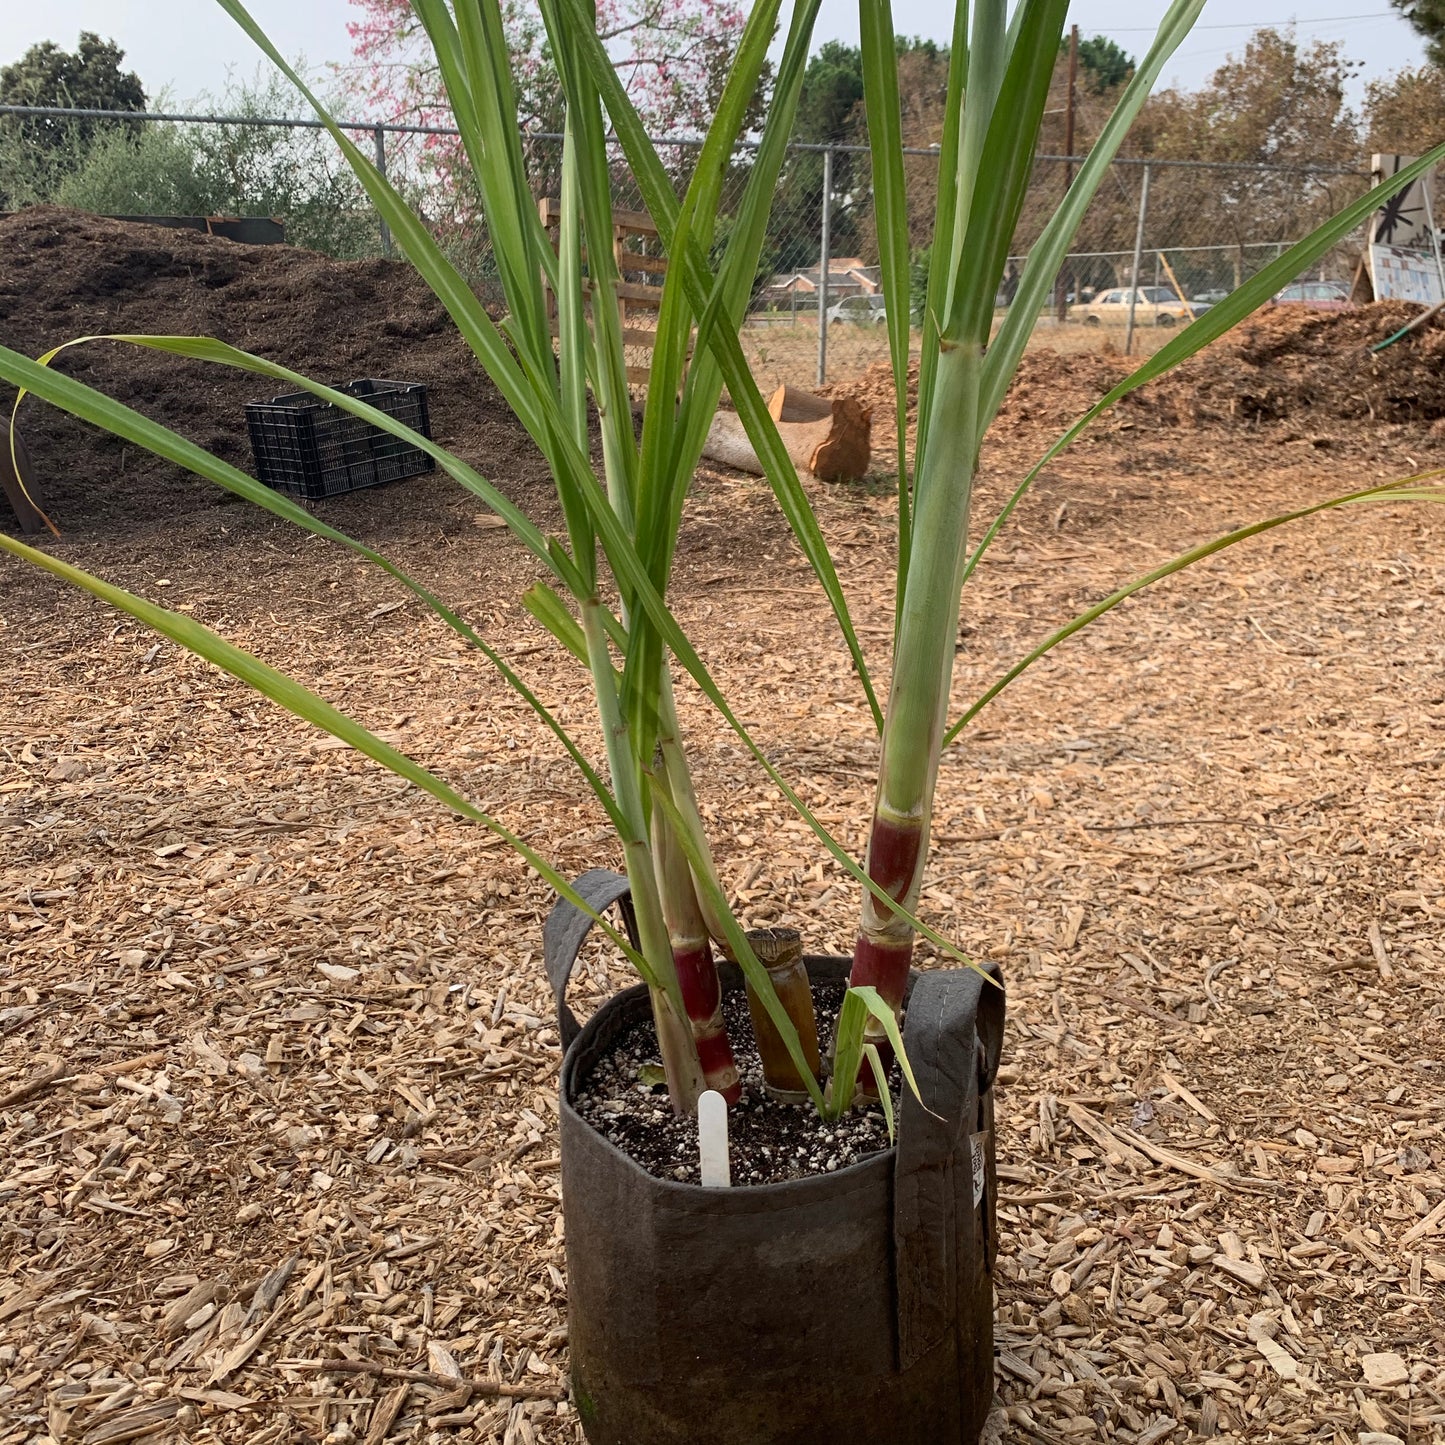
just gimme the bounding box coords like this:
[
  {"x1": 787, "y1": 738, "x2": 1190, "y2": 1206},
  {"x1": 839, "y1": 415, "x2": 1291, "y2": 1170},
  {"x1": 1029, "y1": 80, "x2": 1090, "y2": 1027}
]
[
  {"x1": 1368, "y1": 244, "x2": 1445, "y2": 305},
  {"x1": 1367, "y1": 155, "x2": 1445, "y2": 303}
]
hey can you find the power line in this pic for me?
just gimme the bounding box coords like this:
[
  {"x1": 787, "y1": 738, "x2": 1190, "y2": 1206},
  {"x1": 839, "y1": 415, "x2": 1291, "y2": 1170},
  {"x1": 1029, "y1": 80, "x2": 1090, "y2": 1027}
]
[{"x1": 1094, "y1": 11, "x2": 1395, "y2": 32}]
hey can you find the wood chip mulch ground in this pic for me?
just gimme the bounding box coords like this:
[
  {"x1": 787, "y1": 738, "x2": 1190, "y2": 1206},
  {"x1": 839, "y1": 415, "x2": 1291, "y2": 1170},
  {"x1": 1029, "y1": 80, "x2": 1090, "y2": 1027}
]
[{"x1": 2, "y1": 219, "x2": 1443, "y2": 1444}]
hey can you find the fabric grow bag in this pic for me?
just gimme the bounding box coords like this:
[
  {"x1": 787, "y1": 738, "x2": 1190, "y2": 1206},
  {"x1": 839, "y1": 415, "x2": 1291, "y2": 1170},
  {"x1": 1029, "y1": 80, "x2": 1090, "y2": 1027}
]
[{"x1": 545, "y1": 869, "x2": 1005, "y2": 1445}]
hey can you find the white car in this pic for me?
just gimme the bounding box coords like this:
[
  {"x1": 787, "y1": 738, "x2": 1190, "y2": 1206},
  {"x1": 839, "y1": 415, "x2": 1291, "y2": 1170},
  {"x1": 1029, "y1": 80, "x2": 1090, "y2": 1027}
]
[
  {"x1": 827, "y1": 294, "x2": 888, "y2": 326},
  {"x1": 1072, "y1": 286, "x2": 1202, "y2": 327}
]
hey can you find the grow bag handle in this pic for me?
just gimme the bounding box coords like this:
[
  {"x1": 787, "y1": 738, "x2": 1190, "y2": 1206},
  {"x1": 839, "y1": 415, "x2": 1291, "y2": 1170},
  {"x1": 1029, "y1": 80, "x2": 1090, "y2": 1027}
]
[
  {"x1": 895, "y1": 962, "x2": 1005, "y2": 1371},
  {"x1": 543, "y1": 869, "x2": 640, "y2": 1049}
]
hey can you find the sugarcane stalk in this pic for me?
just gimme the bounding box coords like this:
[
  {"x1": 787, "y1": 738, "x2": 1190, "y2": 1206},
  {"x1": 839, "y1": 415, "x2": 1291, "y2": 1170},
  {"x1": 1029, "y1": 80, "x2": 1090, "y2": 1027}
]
[
  {"x1": 651, "y1": 783, "x2": 741, "y2": 1104},
  {"x1": 582, "y1": 599, "x2": 704, "y2": 1114},
  {"x1": 743, "y1": 927, "x2": 822, "y2": 1101},
  {"x1": 655, "y1": 669, "x2": 736, "y2": 952},
  {"x1": 849, "y1": 342, "x2": 982, "y2": 1059}
]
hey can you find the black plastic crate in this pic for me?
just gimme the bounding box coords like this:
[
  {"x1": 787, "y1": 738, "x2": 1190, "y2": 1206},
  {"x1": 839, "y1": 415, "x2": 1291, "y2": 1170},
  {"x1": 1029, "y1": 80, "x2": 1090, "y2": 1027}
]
[{"x1": 245, "y1": 378, "x2": 435, "y2": 500}]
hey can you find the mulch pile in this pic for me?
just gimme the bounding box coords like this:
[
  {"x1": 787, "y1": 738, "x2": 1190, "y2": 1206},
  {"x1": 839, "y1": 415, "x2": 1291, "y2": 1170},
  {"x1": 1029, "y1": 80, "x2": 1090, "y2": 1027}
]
[
  {"x1": 0, "y1": 207, "x2": 552, "y2": 531},
  {"x1": 834, "y1": 300, "x2": 1445, "y2": 438},
  {"x1": 1156, "y1": 301, "x2": 1445, "y2": 427},
  {"x1": 6, "y1": 207, "x2": 1444, "y2": 541}
]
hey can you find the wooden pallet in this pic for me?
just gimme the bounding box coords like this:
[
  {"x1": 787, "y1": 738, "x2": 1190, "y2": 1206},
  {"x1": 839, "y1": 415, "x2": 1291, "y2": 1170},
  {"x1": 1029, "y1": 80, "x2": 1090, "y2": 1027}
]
[{"x1": 538, "y1": 199, "x2": 687, "y2": 386}]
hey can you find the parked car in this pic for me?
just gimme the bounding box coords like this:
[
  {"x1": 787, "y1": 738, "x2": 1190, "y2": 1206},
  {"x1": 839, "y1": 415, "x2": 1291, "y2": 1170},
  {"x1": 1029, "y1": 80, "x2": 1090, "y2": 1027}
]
[
  {"x1": 1071, "y1": 286, "x2": 1202, "y2": 327},
  {"x1": 1270, "y1": 281, "x2": 1351, "y2": 311},
  {"x1": 827, "y1": 294, "x2": 888, "y2": 326},
  {"x1": 1192, "y1": 287, "x2": 1231, "y2": 304}
]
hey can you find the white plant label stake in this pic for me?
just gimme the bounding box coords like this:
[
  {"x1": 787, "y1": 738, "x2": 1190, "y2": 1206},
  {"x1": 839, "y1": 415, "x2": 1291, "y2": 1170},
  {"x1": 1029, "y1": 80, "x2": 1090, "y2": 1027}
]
[{"x1": 698, "y1": 1089, "x2": 731, "y2": 1188}]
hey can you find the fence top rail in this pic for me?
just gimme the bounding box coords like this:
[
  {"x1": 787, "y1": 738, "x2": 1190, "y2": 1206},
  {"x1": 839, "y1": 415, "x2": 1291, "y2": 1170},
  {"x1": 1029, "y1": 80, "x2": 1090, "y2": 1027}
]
[{"x1": 0, "y1": 104, "x2": 1373, "y2": 177}]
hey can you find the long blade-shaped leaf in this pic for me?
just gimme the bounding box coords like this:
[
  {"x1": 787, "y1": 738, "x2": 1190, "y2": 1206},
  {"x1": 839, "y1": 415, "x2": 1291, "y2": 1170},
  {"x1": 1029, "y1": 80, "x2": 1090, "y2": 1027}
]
[
  {"x1": 561, "y1": 0, "x2": 882, "y2": 733},
  {"x1": 825, "y1": 987, "x2": 868, "y2": 1120},
  {"x1": 913, "y1": 0, "x2": 972, "y2": 489},
  {"x1": 3, "y1": 341, "x2": 625, "y2": 832},
  {"x1": 863, "y1": 1045, "x2": 895, "y2": 1142},
  {"x1": 945, "y1": 0, "x2": 1069, "y2": 351},
  {"x1": 979, "y1": 0, "x2": 1207, "y2": 429},
  {"x1": 858, "y1": 0, "x2": 914, "y2": 606},
  {"x1": 959, "y1": 140, "x2": 1445, "y2": 591},
  {"x1": 946, "y1": 474, "x2": 1445, "y2": 747},
  {"x1": 1, "y1": 530, "x2": 657, "y2": 986},
  {"x1": 212, "y1": 0, "x2": 609, "y2": 598},
  {"x1": 214, "y1": 0, "x2": 546, "y2": 445}
]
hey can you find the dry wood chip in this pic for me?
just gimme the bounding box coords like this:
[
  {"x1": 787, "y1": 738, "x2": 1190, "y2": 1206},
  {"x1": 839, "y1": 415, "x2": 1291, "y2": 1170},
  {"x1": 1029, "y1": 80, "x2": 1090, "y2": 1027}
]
[
  {"x1": 363, "y1": 1383, "x2": 411, "y2": 1445},
  {"x1": 1254, "y1": 1336, "x2": 1298, "y2": 1379},
  {"x1": 1212, "y1": 1255, "x2": 1269, "y2": 1290},
  {"x1": 79, "y1": 1399, "x2": 182, "y2": 1445},
  {"x1": 1360, "y1": 1352, "x2": 1410, "y2": 1388}
]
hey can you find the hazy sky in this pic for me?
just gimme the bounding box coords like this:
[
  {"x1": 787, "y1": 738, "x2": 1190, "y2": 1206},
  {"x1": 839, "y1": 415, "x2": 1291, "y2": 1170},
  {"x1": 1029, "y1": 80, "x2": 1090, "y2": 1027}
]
[{"x1": 1, "y1": 1, "x2": 1429, "y2": 114}]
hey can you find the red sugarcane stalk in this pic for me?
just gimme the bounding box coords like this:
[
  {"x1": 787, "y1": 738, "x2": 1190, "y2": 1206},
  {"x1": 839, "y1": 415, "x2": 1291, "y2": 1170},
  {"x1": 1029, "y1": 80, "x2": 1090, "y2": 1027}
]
[
  {"x1": 653, "y1": 795, "x2": 741, "y2": 1104},
  {"x1": 849, "y1": 807, "x2": 926, "y2": 1089}
]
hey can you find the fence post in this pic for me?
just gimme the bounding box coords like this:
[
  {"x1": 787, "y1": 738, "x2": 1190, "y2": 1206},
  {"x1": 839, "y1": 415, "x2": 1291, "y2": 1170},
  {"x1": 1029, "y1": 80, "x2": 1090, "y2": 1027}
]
[
  {"x1": 1123, "y1": 162, "x2": 1151, "y2": 358},
  {"x1": 816, "y1": 145, "x2": 833, "y2": 388},
  {"x1": 373, "y1": 126, "x2": 393, "y2": 258}
]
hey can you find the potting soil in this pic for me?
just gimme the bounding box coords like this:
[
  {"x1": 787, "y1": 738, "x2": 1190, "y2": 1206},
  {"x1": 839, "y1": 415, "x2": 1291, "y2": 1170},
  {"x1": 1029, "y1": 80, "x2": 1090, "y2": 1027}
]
[{"x1": 571, "y1": 980, "x2": 896, "y2": 1186}]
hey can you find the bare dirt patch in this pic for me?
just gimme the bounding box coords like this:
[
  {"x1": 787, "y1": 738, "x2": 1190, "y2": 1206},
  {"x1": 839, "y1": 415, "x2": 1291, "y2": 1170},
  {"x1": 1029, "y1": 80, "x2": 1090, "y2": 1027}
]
[{"x1": 2, "y1": 213, "x2": 1443, "y2": 1444}]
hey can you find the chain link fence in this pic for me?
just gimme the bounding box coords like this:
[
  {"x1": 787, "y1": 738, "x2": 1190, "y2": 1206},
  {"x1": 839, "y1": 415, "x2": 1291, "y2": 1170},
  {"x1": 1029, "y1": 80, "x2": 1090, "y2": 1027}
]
[{"x1": 1, "y1": 104, "x2": 1385, "y2": 390}]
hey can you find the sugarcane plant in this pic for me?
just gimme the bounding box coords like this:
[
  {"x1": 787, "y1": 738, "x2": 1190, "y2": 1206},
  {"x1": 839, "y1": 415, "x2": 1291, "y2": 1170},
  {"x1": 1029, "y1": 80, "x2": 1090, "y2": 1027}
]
[{"x1": 3, "y1": 0, "x2": 1443, "y2": 1129}]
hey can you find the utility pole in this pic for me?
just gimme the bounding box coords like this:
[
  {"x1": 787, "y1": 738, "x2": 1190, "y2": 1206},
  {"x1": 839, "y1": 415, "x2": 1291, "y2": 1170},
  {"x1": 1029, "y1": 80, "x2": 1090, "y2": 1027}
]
[{"x1": 1054, "y1": 24, "x2": 1078, "y2": 323}]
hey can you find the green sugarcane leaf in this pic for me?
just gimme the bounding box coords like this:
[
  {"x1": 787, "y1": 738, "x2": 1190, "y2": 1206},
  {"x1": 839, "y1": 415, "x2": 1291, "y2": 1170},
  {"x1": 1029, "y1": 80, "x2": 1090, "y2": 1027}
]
[
  {"x1": 945, "y1": 0, "x2": 1070, "y2": 352},
  {"x1": 959, "y1": 140, "x2": 1445, "y2": 593},
  {"x1": 623, "y1": 0, "x2": 829, "y2": 771},
  {"x1": 11, "y1": 334, "x2": 579, "y2": 594},
  {"x1": 555, "y1": 115, "x2": 590, "y2": 450},
  {"x1": 559, "y1": 0, "x2": 882, "y2": 733},
  {"x1": 446, "y1": 0, "x2": 555, "y2": 366},
  {"x1": 979, "y1": 0, "x2": 1207, "y2": 429},
  {"x1": 912, "y1": 0, "x2": 972, "y2": 493},
  {"x1": 946, "y1": 475, "x2": 1445, "y2": 746},
  {"x1": 213, "y1": 0, "x2": 605, "y2": 592},
  {"x1": 825, "y1": 987, "x2": 868, "y2": 1121},
  {"x1": 0, "y1": 530, "x2": 659, "y2": 990},
  {"x1": 651, "y1": 0, "x2": 824, "y2": 602},
  {"x1": 858, "y1": 0, "x2": 914, "y2": 599},
  {"x1": 849, "y1": 985, "x2": 926, "y2": 1110},
  {"x1": 535, "y1": 0, "x2": 640, "y2": 523},
  {"x1": 214, "y1": 0, "x2": 545, "y2": 443},
  {"x1": 522, "y1": 584, "x2": 590, "y2": 666},
  {"x1": 3, "y1": 342, "x2": 626, "y2": 835},
  {"x1": 863, "y1": 1044, "x2": 895, "y2": 1144},
  {"x1": 949, "y1": 0, "x2": 1008, "y2": 311}
]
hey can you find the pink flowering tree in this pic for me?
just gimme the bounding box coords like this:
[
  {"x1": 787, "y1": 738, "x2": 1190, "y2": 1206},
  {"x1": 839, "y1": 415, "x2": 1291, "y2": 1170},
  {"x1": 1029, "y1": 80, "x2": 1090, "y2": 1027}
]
[{"x1": 345, "y1": 0, "x2": 760, "y2": 204}]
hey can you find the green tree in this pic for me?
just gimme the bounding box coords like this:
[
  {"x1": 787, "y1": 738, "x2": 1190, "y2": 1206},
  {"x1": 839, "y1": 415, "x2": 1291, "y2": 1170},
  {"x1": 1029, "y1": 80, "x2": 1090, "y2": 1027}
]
[
  {"x1": 0, "y1": 33, "x2": 146, "y2": 153},
  {"x1": 773, "y1": 41, "x2": 867, "y2": 268},
  {"x1": 1070, "y1": 35, "x2": 1135, "y2": 94},
  {"x1": 1391, "y1": 0, "x2": 1445, "y2": 67}
]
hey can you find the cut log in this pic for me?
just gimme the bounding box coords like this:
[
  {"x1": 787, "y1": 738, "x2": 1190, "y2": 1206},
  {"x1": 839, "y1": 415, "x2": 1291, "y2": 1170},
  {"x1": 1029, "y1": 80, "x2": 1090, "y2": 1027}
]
[
  {"x1": 767, "y1": 383, "x2": 834, "y2": 424},
  {"x1": 702, "y1": 397, "x2": 871, "y2": 482}
]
